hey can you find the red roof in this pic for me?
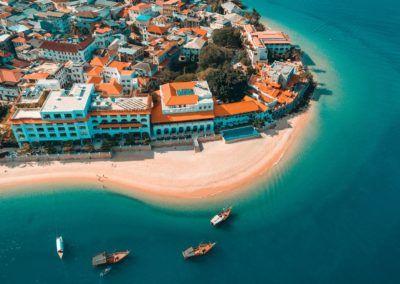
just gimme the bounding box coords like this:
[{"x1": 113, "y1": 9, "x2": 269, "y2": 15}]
[
  {"x1": 0, "y1": 50, "x2": 13, "y2": 58},
  {"x1": 40, "y1": 37, "x2": 94, "y2": 53},
  {"x1": 147, "y1": 25, "x2": 169, "y2": 35},
  {"x1": 75, "y1": 11, "x2": 99, "y2": 18}
]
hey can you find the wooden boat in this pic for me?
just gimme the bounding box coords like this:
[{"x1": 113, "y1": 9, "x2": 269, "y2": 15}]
[
  {"x1": 92, "y1": 250, "x2": 130, "y2": 267},
  {"x1": 182, "y1": 242, "x2": 216, "y2": 259},
  {"x1": 56, "y1": 236, "x2": 64, "y2": 259},
  {"x1": 211, "y1": 206, "x2": 232, "y2": 226}
]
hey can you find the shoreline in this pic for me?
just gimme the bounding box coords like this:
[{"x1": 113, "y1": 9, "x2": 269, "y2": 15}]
[{"x1": 0, "y1": 103, "x2": 316, "y2": 204}]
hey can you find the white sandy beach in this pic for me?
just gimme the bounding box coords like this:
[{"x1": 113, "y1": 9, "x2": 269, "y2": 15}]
[{"x1": 0, "y1": 106, "x2": 314, "y2": 201}]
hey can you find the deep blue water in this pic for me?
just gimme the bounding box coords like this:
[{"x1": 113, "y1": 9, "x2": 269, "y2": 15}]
[{"x1": 1, "y1": 0, "x2": 400, "y2": 283}]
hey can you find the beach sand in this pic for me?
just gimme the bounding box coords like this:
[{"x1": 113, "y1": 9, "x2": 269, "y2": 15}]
[{"x1": 0, "y1": 105, "x2": 315, "y2": 202}]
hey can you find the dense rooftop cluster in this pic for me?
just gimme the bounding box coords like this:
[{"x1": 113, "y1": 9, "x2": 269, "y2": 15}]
[{"x1": 0, "y1": 0, "x2": 312, "y2": 150}]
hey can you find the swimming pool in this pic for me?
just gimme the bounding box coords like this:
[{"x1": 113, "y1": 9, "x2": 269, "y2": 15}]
[{"x1": 222, "y1": 126, "x2": 260, "y2": 143}]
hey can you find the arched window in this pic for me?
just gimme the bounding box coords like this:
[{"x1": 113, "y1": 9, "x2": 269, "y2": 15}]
[
  {"x1": 171, "y1": 128, "x2": 177, "y2": 134},
  {"x1": 156, "y1": 129, "x2": 162, "y2": 135},
  {"x1": 111, "y1": 119, "x2": 118, "y2": 123},
  {"x1": 193, "y1": 126, "x2": 198, "y2": 131},
  {"x1": 178, "y1": 127, "x2": 184, "y2": 133},
  {"x1": 141, "y1": 118, "x2": 147, "y2": 123},
  {"x1": 164, "y1": 128, "x2": 169, "y2": 134},
  {"x1": 186, "y1": 126, "x2": 191, "y2": 132}
]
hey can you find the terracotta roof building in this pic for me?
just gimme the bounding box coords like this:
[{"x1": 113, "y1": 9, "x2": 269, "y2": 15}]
[{"x1": 40, "y1": 36, "x2": 97, "y2": 63}]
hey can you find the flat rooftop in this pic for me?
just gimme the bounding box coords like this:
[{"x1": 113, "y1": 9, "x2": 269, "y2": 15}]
[
  {"x1": 41, "y1": 84, "x2": 93, "y2": 113},
  {"x1": 13, "y1": 108, "x2": 41, "y2": 120}
]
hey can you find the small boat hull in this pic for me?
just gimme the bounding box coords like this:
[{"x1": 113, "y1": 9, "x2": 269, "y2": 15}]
[
  {"x1": 182, "y1": 242, "x2": 216, "y2": 259},
  {"x1": 92, "y1": 250, "x2": 130, "y2": 266},
  {"x1": 56, "y1": 236, "x2": 64, "y2": 259},
  {"x1": 211, "y1": 207, "x2": 232, "y2": 226}
]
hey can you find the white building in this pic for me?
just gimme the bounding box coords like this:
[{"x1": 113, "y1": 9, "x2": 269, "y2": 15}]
[
  {"x1": 243, "y1": 24, "x2": 291, "y2": 64},
  {"x1": 40, "y1": 36, "x2": 97, "y2": 63},
  {"x1": 151, "y1": 81, "x2": 215, "y2": 138}
]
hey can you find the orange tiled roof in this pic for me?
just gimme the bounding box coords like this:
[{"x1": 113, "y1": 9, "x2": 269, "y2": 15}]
[
  {"x1": 95, "y1": 27, "x2": 112, "y2": 34},
  {"x1": 108, "y1": 60, "x2": 130, "y2": 71},
  {"x1": 118, "y1": 8, "x2": 129, "y2": 18},
  {"x1": 90, "y1": 56, "x2": 109, "y2": 67},
  {"x1": 98, "y1": 78, "x2": 123, "y2": 96},
  {"x1": 0, "y1": 68, "x2": 22, "y2": 84},
  {"x1": 151, "y1": 101, "x2": 214, "y2": 124},
  {"x1": 214, "y1": 96, "x2": 267, "y2": 117},
  {"x1": 86, "y1": 66, "x2": 103, "y2": 77},
  {"x1": 130, "y1": 3, "x2": 151, "y2": 11},
  {"x1": 24, "y1": 72, "x2": 49, "y2": 80},
  {"x1": 161, "y1": 82, "x2": 198, "y2": 106},
  {"x1": 121, "y1": 69, "x2": 134, "y2": 76},
  {"x1": 12, "y1": 36, "x2": 26, "y2": 43},
  {"x1": 176, "y1": 28, "x2": 207, "y2": 38},
  {"x1": 147, "y1": 25, "x2": 169, "y2": 35},
  {"x1": 86, "y1": 76, "x2": 102, "y2": 84}
]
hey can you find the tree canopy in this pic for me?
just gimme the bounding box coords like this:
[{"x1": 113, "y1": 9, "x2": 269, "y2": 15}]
[
  {"x1": 199, "y1": 44, "x2": 232, "y2": 70},
  {"x1": 174, "y1": 73, "x2": 197, "y2": 82},
  {"x1": 206, "y1": 68, "x2": 248, "y2": 103},
  {"x1": 212, "y1": 27, "x2": 242, "y2": 49},
  {"x1": 245, "y1": 9, "x2": 265, "y2": 31}
]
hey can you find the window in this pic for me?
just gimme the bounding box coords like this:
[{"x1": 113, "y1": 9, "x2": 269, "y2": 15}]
[
  {"x1": 60, "y1": 133, "x2": 67, "y2": 137},
  {"x1": 65, "y1": 114, "x2": 72, "y2": 119},
  {"x1": 50, "y1": 134, "x2": 56, "y2": 138},
  {"x1": 79, "y1": 126, "x2": 86, "y2": 130},
  {"x1": 68, "y1": 126, "x2": 75, "y2": 131},
  {"x1": 48, "y1": 127, "x2": 55, "y2": 132},
  {"x1": 54, "y1": 114, "x2": 61, "y2": 119},
  {"x1": 58, "y1": 127, "x2": 65, "y2": 131}
]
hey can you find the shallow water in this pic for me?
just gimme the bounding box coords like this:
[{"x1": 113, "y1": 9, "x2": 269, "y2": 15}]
[{"x1": 1, "y1": 0, "x2": 400, "y2": 283}]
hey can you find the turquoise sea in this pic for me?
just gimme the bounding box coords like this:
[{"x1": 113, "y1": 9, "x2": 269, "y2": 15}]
[{"x1": 1, "y1": 0, "x2": 400, "y2": 283}]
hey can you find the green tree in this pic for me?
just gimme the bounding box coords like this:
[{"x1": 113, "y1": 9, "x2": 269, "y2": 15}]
[
  {"x1": 142, "y1": 133, "x2": 151, "y2": 145},
  {"x1": 206, "y1": 68, "x2": 248, "y2": 103},
  {"x1": 245, "y1": 9, "x2": 265, "y2": 31},
  {"x1": 199, "y1": 44, "x2": 232, "y2": 70},
  {"x1": 212, "y1": 27, "x2": 242, "y2": 49},
  {"x1": 252, "y1": 117, "x2": 265, "y2": 129},
  {"x1": 101, "y1": 139, "x2": 113, "y2": 152},
  {"x1": 17, "y1": 143, "x2": 31, "y2": 155},
  {"x1": 156, "y1": 69, "x2": 180, "y2": 85},
  {"x1": 0, "y1": 104, "x2": 9, "y2": 121},
  {"x1": 174, "y1": 73, "x2": 197, "y2": 82},
  {"x1": 206, "y1": 0, "x2": 223, "y2": 12},
  {"x1": 83, "y1": 141, "x2": 94, "y2": 153},
  {"x1": 62, "y1": 141, "x2": 73, "y2": 154}
]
